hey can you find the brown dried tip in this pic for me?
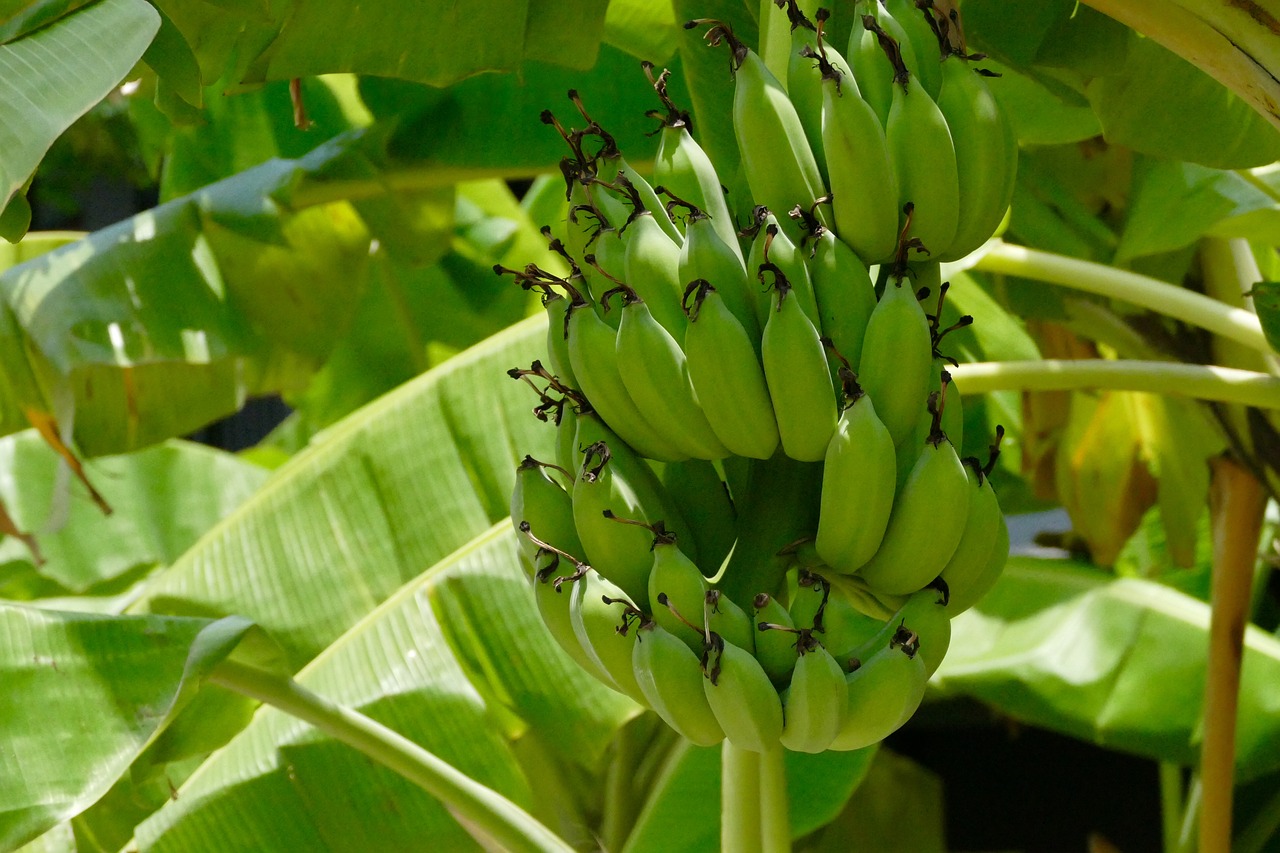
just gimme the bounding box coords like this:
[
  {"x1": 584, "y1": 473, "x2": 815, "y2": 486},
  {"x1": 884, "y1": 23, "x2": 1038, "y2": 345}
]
[
  {"x1": 687, "y1": 19, "x2": 749, "y2": 73},
  {"x1": 863, "y1": 15, "x2": 909, "y2": 87}
]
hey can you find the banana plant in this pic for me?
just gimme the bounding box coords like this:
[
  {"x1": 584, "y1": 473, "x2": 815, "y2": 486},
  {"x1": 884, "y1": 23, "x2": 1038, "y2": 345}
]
[{"x1": 4, "y1": 1, "x2": 1280, "y2": 853}]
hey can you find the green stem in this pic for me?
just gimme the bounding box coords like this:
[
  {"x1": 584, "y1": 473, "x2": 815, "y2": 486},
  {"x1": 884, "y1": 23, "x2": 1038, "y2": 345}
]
[
  {"x1": 208, "y1": 659, "x2": 575, "y2": 853},
  {"x1": 1160, "y1": 763, "x2": 1185, "y2": 853},
  {"x1": 758, "y1": 746, "x2": 791, "y2": 853},
  {"x1": 722, "y1": 741, "x2": 763, "y2": 853},
  {"x1": 972, "y1": 242, "x2": 1272, "y2": 355},
  {"x1": 1177, "y1": 774, "x2": 1202, "y2": 853},
  {"x1": 949, "y1": 360, "x2": 1280, "y2": 410}
]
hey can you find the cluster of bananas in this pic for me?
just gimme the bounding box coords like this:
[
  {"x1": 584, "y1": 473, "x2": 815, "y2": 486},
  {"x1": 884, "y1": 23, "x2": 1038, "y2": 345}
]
[{"x1": 498, "y1": 0, "x2": 1014, "y2": 755}]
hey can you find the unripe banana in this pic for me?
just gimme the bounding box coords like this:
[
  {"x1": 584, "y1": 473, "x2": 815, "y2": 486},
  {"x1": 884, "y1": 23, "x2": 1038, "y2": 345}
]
[
  {"x1": 847, "y1": 6, "x2": 898, "y2": 126},
  {"x1": 942, "y1": 435, "x2": 1008, "y2": 613},
  {"x1": 554, "y1": 400, "x2": 581, "y2": 476},
  {"x1": 776, "y1": 1, "x2": 828, "y2": 182},
  {"x1": 511, "y1": 456, "x2": 582, "y2": 571},
  {"x1": 644, "y1": 63, "x2": 743, "y2": 261},
  {"x1": 649, "y1": 533, "x2": 712, "y2": 654},
  {"x1": 613, "y1": 288, "x2": 730, "y2": 460},
  {"x1": 706, "y1": 589, "x2": 756, "y2": 655},
  {"x1": 948, "y1": 510, "x2": 1009, "y2": 615},
  {"x1": 566, "y1": 296, "x2": 688, "y2": 462},
  {"x1": 871, "y1": 18, "x2": 960, "y2": 256},
  {"x1": 675, "y1": 204, "x2": 758, "y2": 340},
  {"x1": 621, "y1": 211, "x2": 689, "y2": 339},
  {"x1": 882, "y1": 0, "x2": 943, "y2": 99},
  {"x1": 683, "y1": 281, "x2": 781, "y2": 460},
  {"x1": 894, "y1": 365, "x2": 964, "y2": 494},
  {"x1": 761, "y1": 267, "x2": 838, "y2": 462},
  {"x1": 808, "y1": 40, "x2": 899, "y2": 265},
  {"x1": 855, "y1": 271, "x2": 932, "y2": 447},
  {"x1": 540, "y1": 288, "x2": 579, "y2": 387},
  {"x1": 659, "y1": 459, "x2": 737, "y2": 578},
  {"x1": 633, "y1": 620, "x2": 726, "y2": 746},
  {"x1": 753, "y1": 593, "x2": 800, "y2": 685},
  {"x1": 569, "y1": 569, "x2": 649, "y2": 702},
  {"x1": 527, "y1": 547, "x2": 619, "y2": 685},
  {"x1": 809, "y1": 228, "x2": 879, "y2": 370},
  {"x1": 702, "y1": 631, "x2": 785, "y2": 753},
  {"x1": 746, "y1": 214, "x2": 820, "y2": 327},
  {"x1": 788, "y1": 573, "x2": 885, "y2": 667},
  {"x1": 829, "y1": 628, "x2": 927, "y2": 751},
  {"x1": 571, "y1": 422, "x2": 696, "y2": 602},
  {"x1": 856, "y1": 403, "x2": 971, "y2": 595},
  {"x1": 779, "y1": 633, "x2": 849, "y2": 753},
  {"x1": 934, "y1": 53, "x2": 1019, "y2": 262},
  {"x1": 691, "y1": 20, "x2": 828, "y2": 241},
  {"x1": 815, "y1": 378, "x2": 898, "y2": 574}
]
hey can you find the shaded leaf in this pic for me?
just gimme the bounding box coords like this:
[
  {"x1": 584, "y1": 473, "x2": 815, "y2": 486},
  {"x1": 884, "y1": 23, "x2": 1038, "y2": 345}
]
[
  {"x1": 0, "y1": 608, "x2": 282, "y2": 850},
  {"x1": 1248, "y1": 280, "x2": 1280, "y2": 354},
  {"x1": 934, "y1": 557, "x2": 1280, "y2": 781},
  {"x1": 809, "y1": 749, "x2": 945, "y2": 853},
  {"x1": 0, "y1": 0, "x2": 159, "y2": 216}
]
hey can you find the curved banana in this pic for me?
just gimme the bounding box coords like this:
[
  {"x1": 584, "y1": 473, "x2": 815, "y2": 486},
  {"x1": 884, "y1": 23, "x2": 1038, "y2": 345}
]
[
  {"x1": 691, "y1": 20, "x2": 827, "y2": 240},
  {"x1": 613, "y1": 287, "x2": 730, "y2": 460},
  {"x1": 747, "y1": 213, "x2": 820, "y2": 327},
  {"x1": 811, "y1": 38, "x2": 899, "y2": 264},
  {"x1": 633, "y1": 620, "x2": 726, "y2": 746},
  {"x1": 566, "y1": 295, "x2": 688, "y2": 462},
  {"x1": 882, "y1": 0, "x2": 943, "y2": 98},
  {"x1": 855, "y1": 400, "x2": 971, "y2": 596},
  {"x1": 761, "y1": 265, "x2": 839, "y2": 462},
  {"x1": 847, "y1": 5, "x2": 897, "y2": 125},
  {"x1": 702, "y1": 631, "x2": 785, "y2": 753},
  {"x1": 621, "y1": 210, "x2": 689, "y2": 339},
  {"x1": 942, "y1": 436, "x2": 1009, "y2": 613},
  {"x1": 934, "y1": 52, "x2": 1018, "y2": 262},
  {"x1": 828, "y1": 629, "x2": 927, "y2": 751},
  {"x1": 780, "y1": 633, "x2": 849, "y2": 753},
  {"x1": 569, "y1": 569, "x2": 649, "y2": 703},
  {"x1": 683, "y1": 280, "x2": 781, "y2": 460},
  {"x1": 753, "y1": 592, "x2": 800, "y2": 686},
  {"x1": 815, "y1": 376, "x2": 898, "y2": 575},
  {"x1": 705, "y1": 589, "x2": 756, "y2": 655},
  {"x1": 511, "y1": 456, "x2": 582, "y2": 571},
  {"x1": 809, "y1": 228, "x2": 879, "y2": 370},
  {"x1": 674, "y1": 202, "x2": 758, "y2": 340},
  {"x1": 871, "y1": 18, "x2": 960, "y2": 257},
  {"x1": 644, "y1": 63, "x2": 742, "y2": 260},
  {"x1": 855, "y1": 269, "x2": 932, "y2": 447},
  {"x1": 649, "y1": 532, "x2": 712, "y2": 654},
  {"x1": 948, "y1": 510, "x2": 1009, "y2": 615}
]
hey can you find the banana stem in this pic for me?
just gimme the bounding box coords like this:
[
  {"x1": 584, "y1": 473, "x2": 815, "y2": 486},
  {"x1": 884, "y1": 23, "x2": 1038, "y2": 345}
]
[
  {"x1": 722, "y1": 742, "x2": 763, "y2": 853},
  {"x1": 1159, "y1": 763, "x2": 1185, "y2": 853},
  {"x1": 757, "y1": 746, "x2": 791, "y2": 853},
  {"x1": 972, "y1": 242, "x2": 1272, "y2": 355},
  {"x1": 949, "y1": 360, "x2": 1280, "y2": 409},
  {"x1": 1199, "y1": 457, "x2": 1268, "y2": 853},
  {"x1": 208, "y1": 659, "x2": 575, "y2": 853}
]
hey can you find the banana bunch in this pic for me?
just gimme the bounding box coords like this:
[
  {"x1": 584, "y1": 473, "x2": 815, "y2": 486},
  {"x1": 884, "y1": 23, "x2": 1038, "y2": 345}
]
[{"x1": 497, "y1": 0, "x2": 1016, "y2": 755}]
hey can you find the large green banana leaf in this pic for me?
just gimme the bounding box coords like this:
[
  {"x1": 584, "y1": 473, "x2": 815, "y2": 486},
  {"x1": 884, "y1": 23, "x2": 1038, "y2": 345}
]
[
  {"x1": 0, "y1": 607, "x2": 284, "y2": 850},
  {"x1": 0, "y1": 432, "x2": 268, "y2": 600},
  {"x1": 0, "y1": 0, "x2": 158, "y2": 214},
  {"x1": 935, "y1": 556, "x2": 1280, "y2": 780}
]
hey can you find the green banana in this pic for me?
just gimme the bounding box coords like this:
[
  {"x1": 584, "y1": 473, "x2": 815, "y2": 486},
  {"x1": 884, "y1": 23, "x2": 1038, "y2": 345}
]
[
  {"x1": 571, "y1": 419, "x2": 696, "y2": 603},
  {"x1": 779, "y1": 633, "x2": 849, "y2": 753},
  {"x1": 683, "y1": 280, "x2": 781, "y2": 460},
  {"x1": 648, "y1": 531, "x2": 712, "y2": 654},
  {"x1": 828, "y1": 628, "x2": 927, "y2": 751},
  {"x1": 659, "y1": 458, "x2": 737, "y2": 578},
  {"x1": 568, "y1": 568, "x2": 649, "y2": 702},
  {"x1": 672, "y1": 199, "x2": 758, "y2": 340},
  {"x1": 883, "y1": 0, "x2": 943, "y2": 99},
  {"x1": 566, "y1": 295, "x2": 688, "y2": 462},
  {"x1": 810, "y1": 39, "x2": 899, "y2": 264},
  {"x1": 612, "y1": 286, "x2": 730, "y2": 460},
  {"x1": 753, "y1": 592, "x2": 800, "y2": 685},
  {"x1": 847, "y1": 4, "x2": 898, "y2": 126},
  {"x1": 691, "y1": 19, "x2": 828, "y2": 240},
  {"x1": 788, "y1": 571, "x2": 885, "y2": 667},
  {"x1": 524, "y1": 543, "x2": 618, "y2": 685},
  {"x1": 934, "y1": 51, "x2": 1019, "y2": 262},
  {"x1": 761, "y1": 265, "x2": 838, "y2": 462},
  {"x1": 855, "y1": 398, "x2": 971, "y2": 595},
  {"x1": 746, "y1": 212, "x2": 820, "y2": 327},
  {"x1": 809, "y1": 227, "x2": 879, "y2": 370},
  {"x1": 855, "y1": 269, "x2": 932, "y2": 447},
  {"x1": 632, "y1": 620, "x2": 726, "y2": 746},
  {"x1": 621, "y1": 209, "x2": 689, "y2": 340},
  {"x1": 511, "y1": 456, "x2": 582, "y2": 571},
  {"x1": 643, "y1": 63, "x2": 742, "y2": 260},
  {"x1": 705, "y1": 588, "x2": 756, "y2": 654},
  {"x1": 949, "y1": 509, "x2": 1009, "y2": 615},
  {"x1": 894, "y1": 365, "x2": 964, "y2": 494},
  {"x1": 870, "y1": 17, "x2": 960, "y2": 257},
  {"x1": 815, "y1": 375, "x2": 898, "y2": 574},
  {"x1": 776, "y1": 0, "x2": 827, "y2": 182},
  {"x1": 702, "y1": 631, "x2": 785, "y2": 753},
  {"x1": 942, "y1": 431, "x2": 1008, "y2": 614}
]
